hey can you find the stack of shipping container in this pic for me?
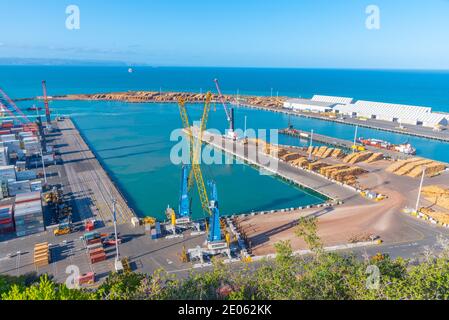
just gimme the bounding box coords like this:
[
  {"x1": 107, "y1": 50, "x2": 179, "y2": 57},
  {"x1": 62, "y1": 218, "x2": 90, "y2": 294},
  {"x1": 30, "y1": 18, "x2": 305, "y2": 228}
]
[
  {"x1": 14, "y1": 191, "x2": 44, "y2": 237},
  {"x1": 0, "y1": 120, "x2": 51, "y2": 237},
  {"x1": 0, "y1": 204, "x2": 14, "y2": 234}
]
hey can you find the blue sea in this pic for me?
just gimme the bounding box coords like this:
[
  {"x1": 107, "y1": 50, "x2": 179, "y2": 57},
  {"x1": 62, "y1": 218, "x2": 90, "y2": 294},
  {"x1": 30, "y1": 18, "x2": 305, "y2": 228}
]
[{"x1": 1, "y1": 66, "x2": 448, "y2": 219}]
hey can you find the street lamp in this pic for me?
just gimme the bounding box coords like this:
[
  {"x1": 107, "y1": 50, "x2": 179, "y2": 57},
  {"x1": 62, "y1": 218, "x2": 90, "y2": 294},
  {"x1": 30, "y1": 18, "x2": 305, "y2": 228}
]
[
  {"x1": 415, "y1": 166, "x2": 427, "y2": 213},
  {"x1": 112, "y1": 198, "x2": 124, "y2": 272},
  {"x1": 308, "y1": 129, "x2": 314, "y2": 160}
]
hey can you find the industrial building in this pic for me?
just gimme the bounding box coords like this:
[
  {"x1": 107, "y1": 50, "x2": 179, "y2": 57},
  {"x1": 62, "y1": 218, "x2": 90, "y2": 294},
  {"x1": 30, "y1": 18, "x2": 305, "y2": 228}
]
[
  {"x1": 311, "y1": 95, "x2": 354, "y2": 105},
  {"x1": 284, "y1": 95, "x2": 354, "y2": 113},
  {"x1": 334, "y1": 100, "x2": 448, "y2": 128},
  {"x1": 283, "y1": 94, "x2": 448, "y2": 129},
  {"x1": 283, "y1": 98, "x2": 337, "y2": 113}
]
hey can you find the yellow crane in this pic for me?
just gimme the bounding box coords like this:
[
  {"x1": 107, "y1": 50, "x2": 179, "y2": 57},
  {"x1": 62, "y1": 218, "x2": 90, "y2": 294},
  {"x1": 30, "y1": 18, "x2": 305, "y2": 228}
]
[{"x1": 177, "y1": 92, "x2": 213, "y2": 217}]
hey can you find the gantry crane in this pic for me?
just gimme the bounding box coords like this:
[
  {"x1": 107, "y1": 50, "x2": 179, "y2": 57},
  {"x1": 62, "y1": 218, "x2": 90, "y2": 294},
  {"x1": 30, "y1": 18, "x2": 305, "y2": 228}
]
[
  {"x1": 176, "y1": 164, "x2": 192, "y2": 222},
  {"x1": 177, "y1": 93, "x2": 228, "y2": 249},
  {"x1": 177, "y1": 92, "x2": 213, "y2": 217}
]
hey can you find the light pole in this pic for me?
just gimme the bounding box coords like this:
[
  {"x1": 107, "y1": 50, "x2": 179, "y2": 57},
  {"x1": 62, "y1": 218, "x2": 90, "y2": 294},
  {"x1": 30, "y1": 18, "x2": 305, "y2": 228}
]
[
  {"x1": 112, "y1": 198, "x2": 124, "y2": 272},
  {"x1": 415, "y1": 166, "x2": 427, "y2": 213},
  {"x1": 308, "y1": 129, "x2": 314, "y2": 160},
  {"x1": 112, "y1": 198, "x2": 119, "y2": 260}
]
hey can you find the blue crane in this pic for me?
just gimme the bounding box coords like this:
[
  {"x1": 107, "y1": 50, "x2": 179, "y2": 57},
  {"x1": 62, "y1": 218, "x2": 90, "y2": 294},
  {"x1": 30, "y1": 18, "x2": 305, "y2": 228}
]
[
  {"x1": 178, "y1": 165, "x2": 191, "y2": 219},
  {"x1": 207, "y1": 181, "x2": 222, "y2": 243}
]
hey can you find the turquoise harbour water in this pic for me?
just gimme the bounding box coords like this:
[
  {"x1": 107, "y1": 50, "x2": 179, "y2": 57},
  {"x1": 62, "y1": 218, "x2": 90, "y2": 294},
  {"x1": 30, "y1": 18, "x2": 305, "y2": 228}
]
[{"x1": 2, "y1": 66, "x2": 449, "y2": 219}]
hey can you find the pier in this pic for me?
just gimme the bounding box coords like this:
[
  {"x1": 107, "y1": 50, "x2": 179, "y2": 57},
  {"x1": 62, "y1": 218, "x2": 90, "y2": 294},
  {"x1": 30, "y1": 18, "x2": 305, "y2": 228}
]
[
  {"x1": 194, "y1": 128, "x2": 367, "y2": 205},
  {"x1": 279, "y1": 128, "x2": 414, "y2": 160},
  {"x1": 239, "y1": 103, "x2": 449, "y2": 143},
  {"x1": 52, "y1": 118, "x2": 135, "y2": 225}
]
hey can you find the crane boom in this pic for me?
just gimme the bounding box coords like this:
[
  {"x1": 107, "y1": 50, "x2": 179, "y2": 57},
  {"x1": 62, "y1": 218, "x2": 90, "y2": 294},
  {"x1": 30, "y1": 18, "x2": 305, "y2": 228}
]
[
  {"x1": 0, "y1": 88, "x2": 31, "y2": 123},
  {"x1": 0, "y1": 102, "x2": 24, "y2": 124},
  {"x1": 42, "y1": 80, "x2": 51, "y2": 124},
  {"x1": 177, "y1": 95, "x2": 212, "y2": 217},
  {"x1": 187, "y1": 92, "x2": 212, "y2": 189},
  {"x1": 214, "y1": 79, "x2": 236, "y2": 139},
  {"x1": 213, "y1": 79, "x2": 232, "y2": 122}
]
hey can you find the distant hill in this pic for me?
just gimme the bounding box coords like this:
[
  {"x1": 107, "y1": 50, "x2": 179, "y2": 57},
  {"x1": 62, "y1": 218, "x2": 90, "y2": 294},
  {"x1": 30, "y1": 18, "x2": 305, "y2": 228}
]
[{"x1": 0, "y1": 57, "x2": 141, "y2": 66}]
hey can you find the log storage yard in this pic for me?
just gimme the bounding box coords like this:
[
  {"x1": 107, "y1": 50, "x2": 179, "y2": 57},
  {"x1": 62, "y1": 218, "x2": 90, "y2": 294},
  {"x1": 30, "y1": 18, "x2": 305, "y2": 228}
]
[{"x1": 1, "y1": 84, "x2": 449, "y2": 286}]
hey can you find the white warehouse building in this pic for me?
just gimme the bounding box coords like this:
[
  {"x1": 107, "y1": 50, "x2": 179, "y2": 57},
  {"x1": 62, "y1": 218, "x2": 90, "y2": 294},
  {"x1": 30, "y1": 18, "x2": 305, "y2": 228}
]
[
  {"x1": 283, "y1": 98, "x2": 337, "y2": 113},
  {"x1": 334, "y1": 100, "x2": 448, "y2": 128},
  {"x1": 283, "y1": 95, "x2": 354, "y2": 113},
  {"x1": 284, "y1": 95, "x2": 448, "y2": 128}
]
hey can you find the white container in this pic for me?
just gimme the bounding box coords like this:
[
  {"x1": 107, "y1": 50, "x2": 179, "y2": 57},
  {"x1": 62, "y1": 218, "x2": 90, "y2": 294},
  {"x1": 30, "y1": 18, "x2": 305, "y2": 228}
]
[
  {"x1": 8, "y1": 180, "x2": 31, "y2": 196},
  {"x1": 2, "y1": 140, "x2": 21, "y2": 154},
  {"x1": 22, "y1": 137, "x2": 38, "y2": 143},
  {"x1": 0, "y1": 147, "x2": 8, "y2": 166},
  {"x1": 30, "y1": 180, "x2": 42, "y2": 192},
  {"x1": 0, "y1": 134, "x2": 16, "y2": 142},
  {"x1": 0, "y1": 165, "x2": 16, "y2": 183}
]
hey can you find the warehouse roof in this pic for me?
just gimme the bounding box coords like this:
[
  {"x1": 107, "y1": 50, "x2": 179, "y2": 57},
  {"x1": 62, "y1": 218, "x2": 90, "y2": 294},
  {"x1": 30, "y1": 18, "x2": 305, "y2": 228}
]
[
  {"x1": 312, "y1": 95, "x2": 354, "y2": 105},
  {"x1": 355, "y1": 100, "x2": 431, "y2": 114},
  {"x1": 285, "y1": 98, "x2": 336, "y2": 108},
  {"x1": 334, "y1": 102, "x2": 448, "y2": 125}
]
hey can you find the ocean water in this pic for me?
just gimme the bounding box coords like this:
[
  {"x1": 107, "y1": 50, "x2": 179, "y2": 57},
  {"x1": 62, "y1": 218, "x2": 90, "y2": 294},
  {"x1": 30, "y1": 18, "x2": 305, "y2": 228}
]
[
  {"x1": 2, "y1": 66, "x2": 449, "y2": 219},
  {"x1": 14, "y1": 99, "x2": 327, "y2": 219},
  {"x1": 2, "y1": 66, "x2": 449, "y2": 112}
]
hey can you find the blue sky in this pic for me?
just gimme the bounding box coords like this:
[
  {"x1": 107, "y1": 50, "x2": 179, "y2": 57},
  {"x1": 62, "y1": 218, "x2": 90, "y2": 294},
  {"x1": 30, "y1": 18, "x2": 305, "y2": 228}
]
[{"x1": 0, "y1": 0, "x2": 448, "y2": 68}]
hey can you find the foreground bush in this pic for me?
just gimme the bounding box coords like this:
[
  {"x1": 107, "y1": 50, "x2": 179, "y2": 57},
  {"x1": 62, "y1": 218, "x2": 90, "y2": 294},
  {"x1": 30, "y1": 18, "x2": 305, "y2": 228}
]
[{"x1": 2, "y1": 218, "x2": 448, "y2": 300}]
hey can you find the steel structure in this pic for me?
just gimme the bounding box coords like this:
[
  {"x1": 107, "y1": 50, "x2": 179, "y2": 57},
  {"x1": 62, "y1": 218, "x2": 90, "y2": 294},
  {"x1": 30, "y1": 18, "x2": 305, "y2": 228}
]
[
  {"x1": 213, "y1": 79, "x2": 236, "y2": 139},
  {"x1": 42, "y1": 81, "x2": 51, "y2": 124},
  {"x1": 177, "y1": 92, "x2": 213, "y2": 217},
  {"x1": 0, "y1": 88, "x2": 32, "y2": 124}
]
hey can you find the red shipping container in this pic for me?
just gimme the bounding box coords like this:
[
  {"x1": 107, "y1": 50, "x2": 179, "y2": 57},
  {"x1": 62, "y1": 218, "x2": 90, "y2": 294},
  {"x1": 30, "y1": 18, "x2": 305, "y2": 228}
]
[
  {"x1": 87, "y1": 237, "x2": 102, "y2": 246},
  {"x1": 78, "y1": 272, "x2": 95, "y2": 285},
  {"x1": 89, "y1": 247, "x2": 105, "y2": 256},
  {"x1": 90, "y1": 253, "x2": 106, "y2": 264},
  {"x1": 0, "y1": 218, "x2": 13, "y2": 225},
  {"x1": 0, "y1": 130, "x2": 10, "y2": 135}
]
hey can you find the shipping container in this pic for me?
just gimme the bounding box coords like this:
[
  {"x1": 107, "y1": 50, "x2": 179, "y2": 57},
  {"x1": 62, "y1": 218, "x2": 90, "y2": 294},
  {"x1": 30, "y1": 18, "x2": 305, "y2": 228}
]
[
  {"x1": 30, "y1": 180, "x2": 42, "y2": 192},
  {"x1": 8, "y1": 180, "x2": 31, "y2": 196},
  {"x1": 90, "y1": 253, "x2": 106, "y2": 264},
  {"x1": 0, "y1": 134, "x2": 16, "y2": 142},
  {"x1": 15, "y1": 191, "x2": 41, "y2": 204},
  {"x1": 0, "y1": 165, "x2": 16, "y2": 183},
  {"x1": 16, "y1": 170, "x2": 37, "y2": 181}
]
